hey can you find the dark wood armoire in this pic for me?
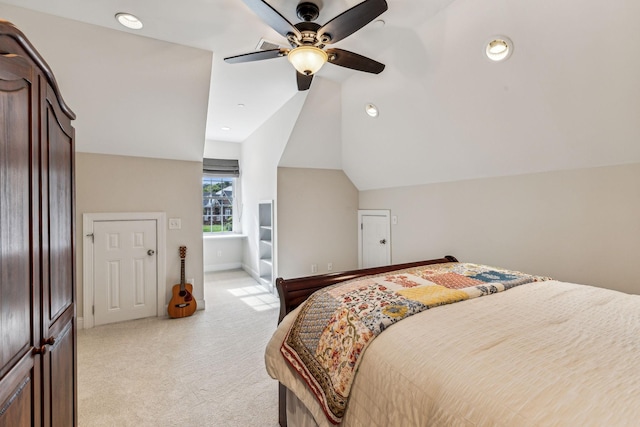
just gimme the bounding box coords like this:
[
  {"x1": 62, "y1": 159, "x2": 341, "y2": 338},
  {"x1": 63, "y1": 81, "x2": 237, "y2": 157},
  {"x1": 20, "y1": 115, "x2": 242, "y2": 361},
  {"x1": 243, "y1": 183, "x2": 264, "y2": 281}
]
[{"x1": 0, "y1": 20, "x2": 77, "y2": 426}]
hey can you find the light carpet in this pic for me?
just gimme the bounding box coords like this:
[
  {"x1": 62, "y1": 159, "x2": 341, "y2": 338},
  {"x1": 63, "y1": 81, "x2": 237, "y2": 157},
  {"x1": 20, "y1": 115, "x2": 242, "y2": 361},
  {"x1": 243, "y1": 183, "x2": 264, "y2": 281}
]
[{"x1": 78, "y1": 269, "x2": 280, "y2": 427}]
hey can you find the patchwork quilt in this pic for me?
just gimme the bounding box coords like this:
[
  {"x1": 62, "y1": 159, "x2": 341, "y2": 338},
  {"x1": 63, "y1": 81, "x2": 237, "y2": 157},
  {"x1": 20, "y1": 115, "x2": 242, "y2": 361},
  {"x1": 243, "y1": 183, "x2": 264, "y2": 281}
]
[{"x1": 280, "y1": 262, "x2": 551, "y2": 424}]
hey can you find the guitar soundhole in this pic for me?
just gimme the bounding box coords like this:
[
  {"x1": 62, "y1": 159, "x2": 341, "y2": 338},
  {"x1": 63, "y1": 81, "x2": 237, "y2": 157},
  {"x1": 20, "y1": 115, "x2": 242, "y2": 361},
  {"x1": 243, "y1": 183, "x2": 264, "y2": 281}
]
[{"x1": 179, "y1": 290, "x2": 187, "y2": 297}]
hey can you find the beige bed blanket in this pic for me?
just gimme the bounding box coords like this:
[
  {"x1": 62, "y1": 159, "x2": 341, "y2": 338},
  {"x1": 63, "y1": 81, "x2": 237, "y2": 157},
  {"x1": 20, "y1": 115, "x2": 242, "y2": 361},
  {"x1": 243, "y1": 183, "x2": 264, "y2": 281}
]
[{"x1": 265, "y1": 280, "x2": 640, "y2": 426}]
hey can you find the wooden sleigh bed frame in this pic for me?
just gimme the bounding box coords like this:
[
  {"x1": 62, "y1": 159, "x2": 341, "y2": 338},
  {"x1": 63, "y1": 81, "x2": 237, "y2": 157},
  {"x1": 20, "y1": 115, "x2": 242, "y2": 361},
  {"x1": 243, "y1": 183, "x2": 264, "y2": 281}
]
[{"x1": 273, "y1": 255, "x2": 458, "y2": 427}]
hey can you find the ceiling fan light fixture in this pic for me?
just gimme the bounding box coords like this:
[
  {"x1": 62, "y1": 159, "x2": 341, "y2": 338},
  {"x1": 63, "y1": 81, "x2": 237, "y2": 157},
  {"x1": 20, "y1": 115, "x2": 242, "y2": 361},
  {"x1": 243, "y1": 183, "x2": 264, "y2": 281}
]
[
  {"x1": 115, "y1": 13, "x2": 143, "y2": 30},
  {"x1": 485, "y1": 36, "x2": 513, "y2": 62},
  {"x1": 288, "y1": 46, "x2": 328, "y2": 75}
]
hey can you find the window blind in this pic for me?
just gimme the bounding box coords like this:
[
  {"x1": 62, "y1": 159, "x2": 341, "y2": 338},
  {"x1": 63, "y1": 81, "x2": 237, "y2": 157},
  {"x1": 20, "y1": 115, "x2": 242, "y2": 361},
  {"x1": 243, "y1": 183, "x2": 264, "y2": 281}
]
[{"x1": 203, "y1": 158, "x2": 239, "y2": 177}]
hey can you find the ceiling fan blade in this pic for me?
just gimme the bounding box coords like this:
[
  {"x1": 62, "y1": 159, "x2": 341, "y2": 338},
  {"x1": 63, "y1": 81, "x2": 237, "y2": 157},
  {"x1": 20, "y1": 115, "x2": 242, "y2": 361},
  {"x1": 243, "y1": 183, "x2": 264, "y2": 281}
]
[
  {"x1": 296, "y1": 72, "x2": 313, "y2": 91},
  {"x1": 317, "y1": 0, "x2": 388, "y2": 44},
  {"x1": 242, "y1": 0, "x2": 301, "y2": 40},
  {"x1": 326, "y1": 48, "x2": 385, "y2": 74},
  {"x1": 224, "y1": 48, "x2": 287, "y2": 64}
]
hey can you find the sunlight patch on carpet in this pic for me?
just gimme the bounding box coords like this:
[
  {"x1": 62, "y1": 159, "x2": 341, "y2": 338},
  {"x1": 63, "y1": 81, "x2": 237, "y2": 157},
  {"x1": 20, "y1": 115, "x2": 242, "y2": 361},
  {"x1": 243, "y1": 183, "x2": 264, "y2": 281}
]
[{"x1": 228, "y1": 285, "x2": 279, "y2": 311}]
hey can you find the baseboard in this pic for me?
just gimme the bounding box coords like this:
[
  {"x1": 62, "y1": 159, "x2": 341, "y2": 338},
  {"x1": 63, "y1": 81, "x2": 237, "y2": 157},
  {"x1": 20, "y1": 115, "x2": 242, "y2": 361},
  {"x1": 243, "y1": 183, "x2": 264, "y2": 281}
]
[
  {"x1": 204, "y1": 262, "x2": 242, "y2": 272},
  {"x1": 79, "y1": 300, "x2": 205, "y2": 329},
  {"x1": 242, "y1": 263, "x2": 260, "y2": 282}
]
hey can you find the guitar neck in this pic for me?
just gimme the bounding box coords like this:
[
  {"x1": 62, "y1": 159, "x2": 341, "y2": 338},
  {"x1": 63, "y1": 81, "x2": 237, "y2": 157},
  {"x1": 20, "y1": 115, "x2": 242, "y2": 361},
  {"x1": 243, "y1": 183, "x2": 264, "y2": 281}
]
[{"x1": 180, "y1": 258, "x2": 186, "y2": 290}]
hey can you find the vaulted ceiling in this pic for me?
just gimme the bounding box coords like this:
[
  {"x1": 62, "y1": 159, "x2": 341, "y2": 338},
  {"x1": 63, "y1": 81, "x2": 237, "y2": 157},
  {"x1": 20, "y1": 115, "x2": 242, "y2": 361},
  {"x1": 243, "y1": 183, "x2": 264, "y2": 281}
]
[{"x1": 2, "y1": 0, "x2": 639, "y2": 190}]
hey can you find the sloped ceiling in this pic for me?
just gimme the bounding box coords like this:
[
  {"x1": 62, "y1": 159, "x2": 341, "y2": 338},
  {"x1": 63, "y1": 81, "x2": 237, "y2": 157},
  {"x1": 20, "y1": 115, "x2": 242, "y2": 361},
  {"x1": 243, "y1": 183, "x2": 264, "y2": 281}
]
[
  {"x1": 2, "y1": 0, "x2": 639, "y2": 190},
  {"x1": 279, "y1": 77, "x2": 343, "y2": 170},
  {"x1": 341, "y1": 0, "x2": 640, "y2": 189},
  {"x1": 0, "y1": 4, "x2": 212, "y2": 161}
]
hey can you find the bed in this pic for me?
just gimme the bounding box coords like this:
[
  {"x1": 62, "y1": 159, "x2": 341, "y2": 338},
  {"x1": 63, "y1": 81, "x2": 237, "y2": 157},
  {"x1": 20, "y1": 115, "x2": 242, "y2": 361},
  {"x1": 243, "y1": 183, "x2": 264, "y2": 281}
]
[{"x1": 265, "y1": 256, "x2": 640, "y2": 426}]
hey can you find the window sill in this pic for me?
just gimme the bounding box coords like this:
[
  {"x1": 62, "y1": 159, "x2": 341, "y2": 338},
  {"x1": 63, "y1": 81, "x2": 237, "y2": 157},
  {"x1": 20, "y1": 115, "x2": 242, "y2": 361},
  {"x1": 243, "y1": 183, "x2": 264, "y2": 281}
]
[{"x1": 203, "y1": 233, "x2": 247, "y2": 240}]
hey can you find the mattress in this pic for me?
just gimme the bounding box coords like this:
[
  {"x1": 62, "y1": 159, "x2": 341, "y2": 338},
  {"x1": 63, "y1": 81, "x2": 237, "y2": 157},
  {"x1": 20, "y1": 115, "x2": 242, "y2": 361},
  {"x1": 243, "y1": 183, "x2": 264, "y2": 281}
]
[{"x1": 265, "y1": 279, "x2": 640, "y2": 426}]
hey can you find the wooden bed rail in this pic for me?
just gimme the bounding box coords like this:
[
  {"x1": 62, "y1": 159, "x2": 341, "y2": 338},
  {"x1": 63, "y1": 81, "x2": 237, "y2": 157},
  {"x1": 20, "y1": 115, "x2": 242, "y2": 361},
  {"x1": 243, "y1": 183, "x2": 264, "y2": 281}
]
[{"x1": 274, "y1": 255, "x2": 458, "y2": 427}]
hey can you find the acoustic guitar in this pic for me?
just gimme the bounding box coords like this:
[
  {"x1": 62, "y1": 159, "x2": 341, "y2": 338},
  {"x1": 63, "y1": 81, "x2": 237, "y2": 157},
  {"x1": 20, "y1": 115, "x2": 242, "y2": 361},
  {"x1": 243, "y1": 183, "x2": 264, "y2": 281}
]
[{"x1": 168, "y1": 246, "x2": 197, "y2": 318}]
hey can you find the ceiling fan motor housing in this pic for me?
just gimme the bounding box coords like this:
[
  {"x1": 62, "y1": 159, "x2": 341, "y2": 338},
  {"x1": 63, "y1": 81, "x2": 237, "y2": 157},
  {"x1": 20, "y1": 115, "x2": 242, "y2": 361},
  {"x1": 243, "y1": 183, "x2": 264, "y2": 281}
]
[{"x1": 296, "y1": 2, "x2": 320, "y2": 22}]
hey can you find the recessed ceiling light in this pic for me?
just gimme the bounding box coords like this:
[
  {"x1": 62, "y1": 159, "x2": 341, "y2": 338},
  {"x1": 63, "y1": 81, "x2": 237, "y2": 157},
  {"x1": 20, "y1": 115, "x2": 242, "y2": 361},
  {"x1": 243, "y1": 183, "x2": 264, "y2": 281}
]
[
  {"x1": 115, "y1": 13, "x2": 143, "y2": 30},
  {"x1": 365, "y1": 103, "x2": 379, "y2": 118},
  {"x1": 221, "y1": 126, "x2": 231, "y2": 131},
  {"x1": 485, "y1": 36, "x2": 513, "y2": 62},
  {"x1": 237, "y1": 104, "x2": 245, "y2": 108}
]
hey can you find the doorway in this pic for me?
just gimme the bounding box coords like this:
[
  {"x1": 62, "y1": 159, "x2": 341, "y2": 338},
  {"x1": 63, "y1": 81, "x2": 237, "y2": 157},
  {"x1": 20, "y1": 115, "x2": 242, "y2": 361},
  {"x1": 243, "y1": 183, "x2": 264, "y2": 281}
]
[
  {"x1": 83, "y1": 212, "x2": 166, "y2": 328},
  {"x1": 358, "y1": 210, "x2": 391, "y2": 268}
]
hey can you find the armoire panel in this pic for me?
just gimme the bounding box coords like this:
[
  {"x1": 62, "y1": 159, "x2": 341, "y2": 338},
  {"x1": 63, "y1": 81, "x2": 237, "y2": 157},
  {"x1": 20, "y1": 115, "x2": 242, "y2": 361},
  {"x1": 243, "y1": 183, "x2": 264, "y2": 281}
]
[
  {"x1": 0, "y1": 78, "x2": 33, "y2": 379},
  {"x1": 45, "y1": 102, "x2": 74, "y2": 321},
  {"x1": 0, "y1": 376, "x2": 33, "y2": 427},
  {"x1": 47, "y1": 323, "x2": 74, "y2": 426},
  {"x1": 0, "y1": 352, "x2": 40, "y2": 427}
]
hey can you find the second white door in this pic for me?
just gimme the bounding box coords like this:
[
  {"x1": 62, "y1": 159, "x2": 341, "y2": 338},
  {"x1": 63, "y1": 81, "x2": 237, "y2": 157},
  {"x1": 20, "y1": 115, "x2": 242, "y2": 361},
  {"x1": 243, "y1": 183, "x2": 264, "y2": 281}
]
[
  {"x1": 93, "y1": 220, "x2": 157, "y2": 326},
  {"x1": 359, "y1": 210, "x2": 391, "y2": 268}
]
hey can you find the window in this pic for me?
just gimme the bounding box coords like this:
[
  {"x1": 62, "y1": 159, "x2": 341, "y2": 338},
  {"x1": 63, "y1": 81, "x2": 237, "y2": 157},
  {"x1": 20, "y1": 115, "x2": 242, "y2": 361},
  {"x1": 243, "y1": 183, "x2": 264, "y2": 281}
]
[
  {"x1": 203, "y1": 176, "x2": 234, "y2": 232},
  {"x1": 202, "y1": 158, "x2": 239, "y2": 234}
]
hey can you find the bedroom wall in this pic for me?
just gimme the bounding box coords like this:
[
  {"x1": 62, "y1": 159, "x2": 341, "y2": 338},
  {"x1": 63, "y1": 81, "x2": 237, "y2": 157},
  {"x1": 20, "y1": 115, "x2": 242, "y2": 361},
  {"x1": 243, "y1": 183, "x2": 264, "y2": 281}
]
[
  {"x1": 203, "y1": 236, "x2": 245, "y2": 272},
  {"x1": 240, "y1": 92, "x2": 308, "y2": 281},
  {"x1": 359, "y1": 162, "x2": 640, "y2": 295},
  {"x1": 277, "y1": 167, "x2": 359, "y2": 279},
  {"x1": 274, "y1": 78, "x2": 357, "y2": 279},
  {"x1": 75, "y1": 153, "x2": 204, "y2": 321}
]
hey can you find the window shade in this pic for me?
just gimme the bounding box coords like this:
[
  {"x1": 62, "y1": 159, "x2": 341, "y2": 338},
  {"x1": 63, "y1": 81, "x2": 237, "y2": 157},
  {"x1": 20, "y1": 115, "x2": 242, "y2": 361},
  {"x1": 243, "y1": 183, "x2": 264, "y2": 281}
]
[{"x1": 203, "y1": 158, "x2": 239, "y2": 177}]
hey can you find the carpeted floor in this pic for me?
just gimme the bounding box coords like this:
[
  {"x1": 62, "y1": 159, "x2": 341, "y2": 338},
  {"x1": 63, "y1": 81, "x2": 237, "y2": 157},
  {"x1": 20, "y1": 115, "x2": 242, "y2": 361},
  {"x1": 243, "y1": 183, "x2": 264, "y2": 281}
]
[{"x1": 78, "y1": 269, "x2": 280, "y2": 427}]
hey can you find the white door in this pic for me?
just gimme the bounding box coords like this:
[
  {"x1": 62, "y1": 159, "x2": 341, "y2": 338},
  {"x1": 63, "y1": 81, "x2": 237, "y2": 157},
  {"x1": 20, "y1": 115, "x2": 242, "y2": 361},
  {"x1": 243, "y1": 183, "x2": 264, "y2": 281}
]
[
  {"x1": 93, "y1": 220, "x2": 157, "y2": 326},
  {"x1": 358, "y1": 210, "x2": 391, "y2": 268}
]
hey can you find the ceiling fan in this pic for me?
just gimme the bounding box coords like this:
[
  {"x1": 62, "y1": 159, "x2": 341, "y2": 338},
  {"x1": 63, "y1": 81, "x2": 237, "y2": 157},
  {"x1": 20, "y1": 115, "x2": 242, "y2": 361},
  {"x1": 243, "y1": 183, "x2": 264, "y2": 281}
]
[{"x1": 224, "y1": 0, "x2": 388, "y2": 91}]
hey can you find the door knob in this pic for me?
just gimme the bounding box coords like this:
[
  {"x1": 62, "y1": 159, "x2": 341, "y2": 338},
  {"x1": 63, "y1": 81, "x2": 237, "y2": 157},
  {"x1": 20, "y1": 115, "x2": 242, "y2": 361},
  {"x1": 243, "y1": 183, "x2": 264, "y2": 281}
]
[
  {"x1": 380, "y1": 239, "x2": 386, "y2": 244},
  {"x1": 147, "y1": 249, "x2": 155, "y2": 256},
  {"x1": 33, "y1": 337, "x2": 55, "y2": 355},
  {"x1": 33, "y1": 345, "x2": 47, "y2": 355}
]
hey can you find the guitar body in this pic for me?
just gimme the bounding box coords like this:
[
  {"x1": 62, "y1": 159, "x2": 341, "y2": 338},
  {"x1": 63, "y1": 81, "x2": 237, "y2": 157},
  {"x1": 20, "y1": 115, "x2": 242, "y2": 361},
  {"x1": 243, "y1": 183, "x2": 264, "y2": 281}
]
[
  {"x1": 168, "y1": 246, "x2": 197, "y2": 318},
  {"x1": 168, "y1": 282, "x2": 197, "y2": 318}
]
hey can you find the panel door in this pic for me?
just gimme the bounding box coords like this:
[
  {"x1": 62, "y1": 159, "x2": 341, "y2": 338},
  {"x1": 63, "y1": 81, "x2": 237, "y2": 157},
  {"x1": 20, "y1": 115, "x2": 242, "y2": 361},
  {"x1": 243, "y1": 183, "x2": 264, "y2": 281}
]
[
  {"x1": 360, "y1": 212, "x2": 391, "y2": 268},
  {"x1": 0, "y1": 56, "x2": 41, "y2": 426},
  {"x1": 93, "y1": 220, "x2": 158, "y2": 326},
  {"x1": 40, "y1": 81, "x2": 76, "y2": 427}
]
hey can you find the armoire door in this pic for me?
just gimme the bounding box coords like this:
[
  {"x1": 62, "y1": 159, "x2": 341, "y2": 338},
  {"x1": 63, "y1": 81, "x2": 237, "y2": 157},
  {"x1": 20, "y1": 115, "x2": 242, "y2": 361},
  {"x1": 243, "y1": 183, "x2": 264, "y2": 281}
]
[
  {"x1": 0, "y1": 22, "x2": 77, "y2": 427},
  {"x1": 0, "y1": 54, "x2": 42, "y2": 426},
  {"x1": 40, "y1": 81, "x2": 76, "y2": 427}
]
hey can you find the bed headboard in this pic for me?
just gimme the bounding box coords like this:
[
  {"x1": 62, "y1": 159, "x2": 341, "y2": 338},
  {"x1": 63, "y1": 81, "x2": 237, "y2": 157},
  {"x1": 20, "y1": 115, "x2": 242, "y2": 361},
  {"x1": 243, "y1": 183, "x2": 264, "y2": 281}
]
[{"x1": 275, "y1": 255, "x2": 458, "y2": 323}]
